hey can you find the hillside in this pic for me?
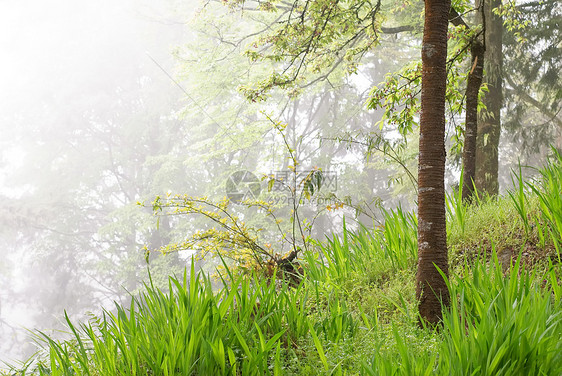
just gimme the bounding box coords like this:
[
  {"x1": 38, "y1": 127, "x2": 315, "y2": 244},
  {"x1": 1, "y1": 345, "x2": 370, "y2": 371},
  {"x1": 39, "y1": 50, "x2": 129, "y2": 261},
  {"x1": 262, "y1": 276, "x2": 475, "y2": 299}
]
[{"x1": 4, "y1": 152, "x2": 562, "y2": 375}]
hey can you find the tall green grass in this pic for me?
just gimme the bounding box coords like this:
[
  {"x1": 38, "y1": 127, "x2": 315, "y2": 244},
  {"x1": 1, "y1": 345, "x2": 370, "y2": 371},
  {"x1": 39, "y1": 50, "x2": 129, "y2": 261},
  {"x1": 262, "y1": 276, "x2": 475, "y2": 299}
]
[
  {"x1": 528, "y1": 149, "x2": 562, "y2": 259},
  {"x1": 8, "y1": 208, "x2": 419, "y2": 376},
  {"x1": 17, "y1": 262, "x2": 308, "y2": 376},
  {"x1": 304, "y1": 208, "x2": 417, "y2": 285},
  {"x1": 6, "y1": 154, "x2": 562, "y2": 375},
  {"x1": 440, "y1": 255, "x2": 562, "y2": 375},
  {"x1": 364, "y1": 255, "x2": 562, "y2": 375},
  {"x1": 508, "y1": 163, "x2": 532, "y2": 234},
  {"x1": 507, "y1": 149, "x2": 562, "y2": 260},
  {"x1": 446, "y1": 170, "x2": 468, "y2": 235}
]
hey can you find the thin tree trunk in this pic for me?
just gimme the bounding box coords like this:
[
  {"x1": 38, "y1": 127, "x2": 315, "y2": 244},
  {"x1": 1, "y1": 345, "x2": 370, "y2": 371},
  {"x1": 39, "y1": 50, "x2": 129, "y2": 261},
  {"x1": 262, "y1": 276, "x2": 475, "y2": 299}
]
[
  {"x1": 462, "y1": 39, "x2": 485, "y2": 202},
  {"x1": 476, "y1": 0, "x2": 502, "y2": 196},
  {"x1": 416, "y1": 0, "x2": 451, "y2": 325}
]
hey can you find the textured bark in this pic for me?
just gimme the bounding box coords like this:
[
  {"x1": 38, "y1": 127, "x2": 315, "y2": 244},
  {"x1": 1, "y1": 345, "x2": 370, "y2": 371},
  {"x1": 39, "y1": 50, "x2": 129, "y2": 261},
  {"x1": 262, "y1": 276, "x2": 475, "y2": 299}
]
[
  {"x1": 462, "y1": 40, "x2": 485, "y2": 202},
  {"x1": 476, "y1": 0, "x2": 502, "y2": 196},
  {"x1": 416, "y1": 0, "x2": 451, "y2": 325}
]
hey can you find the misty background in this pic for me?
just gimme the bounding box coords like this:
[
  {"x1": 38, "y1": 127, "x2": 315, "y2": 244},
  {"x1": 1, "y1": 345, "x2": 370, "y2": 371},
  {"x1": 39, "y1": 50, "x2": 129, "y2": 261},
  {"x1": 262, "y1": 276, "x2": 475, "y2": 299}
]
[
  {"x1": 0, "y1": 0, "x2": 559, "y2": 365},
  {"x1": 0, "y1": 0, "x2": 194, "y2": 361}
]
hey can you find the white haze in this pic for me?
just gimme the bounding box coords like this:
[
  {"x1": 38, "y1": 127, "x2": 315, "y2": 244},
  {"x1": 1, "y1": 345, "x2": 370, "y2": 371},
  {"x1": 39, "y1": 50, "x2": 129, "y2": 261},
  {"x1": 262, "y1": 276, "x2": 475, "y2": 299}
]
[{"x1": 0, "y1": 0, "x2": 194, "y2": 362}]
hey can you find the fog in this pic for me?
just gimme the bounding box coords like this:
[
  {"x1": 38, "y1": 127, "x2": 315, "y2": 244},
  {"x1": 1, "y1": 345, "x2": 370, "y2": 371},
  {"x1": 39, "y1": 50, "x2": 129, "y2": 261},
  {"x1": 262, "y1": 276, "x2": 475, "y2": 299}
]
[
  {"x1": 0, "y1": 0, "x2": 192, "y2": 361},
  {"x1": 1, "y1": 0, "x2": 375, "y2": 362},
  {"x1": 0, "y1": 0, "x2": 558, "y2": 367}
]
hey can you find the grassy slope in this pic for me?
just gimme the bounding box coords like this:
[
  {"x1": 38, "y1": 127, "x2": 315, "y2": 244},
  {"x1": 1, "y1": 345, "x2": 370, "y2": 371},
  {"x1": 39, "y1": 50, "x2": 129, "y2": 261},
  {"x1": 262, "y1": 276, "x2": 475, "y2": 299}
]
[{"x1": 4, "y1": 154, "x2": 562, "y2": 375}]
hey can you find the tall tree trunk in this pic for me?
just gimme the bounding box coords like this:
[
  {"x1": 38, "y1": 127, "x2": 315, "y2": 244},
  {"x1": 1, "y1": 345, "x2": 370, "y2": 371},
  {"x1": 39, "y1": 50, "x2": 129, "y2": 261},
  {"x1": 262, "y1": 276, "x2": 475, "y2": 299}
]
[
  {"x1": 416, "y1": 0, "x2": 451, "y2": 325},
  {"x1": 462, "y1": 38, "x2": 485, "y2": 202},
  {"x1": 476, "y1": 0, "x2": 502, "y2": 196}
]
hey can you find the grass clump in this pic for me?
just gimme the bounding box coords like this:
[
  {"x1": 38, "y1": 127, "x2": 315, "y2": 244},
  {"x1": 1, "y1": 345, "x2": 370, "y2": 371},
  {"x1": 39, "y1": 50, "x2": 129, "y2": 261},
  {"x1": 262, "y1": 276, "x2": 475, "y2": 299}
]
[
  {"x1": 448, "y1": 150, "x2": 562, "y2": 269},
  {"x1": 363, "y1": 256, "x2": 562, "y2": 375},
  {"x1": 440, "y1": 256, "x2": 562, "y2": 375},
  {"x1": 17, "y1": 264, "x2": 299, "y2": 375}
]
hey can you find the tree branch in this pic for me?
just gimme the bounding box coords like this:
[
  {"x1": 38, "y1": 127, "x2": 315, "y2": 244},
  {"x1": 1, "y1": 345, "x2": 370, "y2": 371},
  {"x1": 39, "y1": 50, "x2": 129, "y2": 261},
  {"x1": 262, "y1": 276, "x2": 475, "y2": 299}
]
[
  {"x1": 448, "y1": 7, "x2": 470, "y2": 28},
  {"x1": 381, "y1": 25, "x2": 416, "y2": 34},
  {"x1": 505, "y1": 75, "x2": 562, "y2": 128}
]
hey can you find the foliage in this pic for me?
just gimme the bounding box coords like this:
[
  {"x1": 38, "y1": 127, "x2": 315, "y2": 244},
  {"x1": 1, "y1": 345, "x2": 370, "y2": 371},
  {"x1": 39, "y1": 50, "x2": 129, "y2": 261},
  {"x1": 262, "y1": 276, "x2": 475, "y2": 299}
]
[
  {"x1": 4, "y1": 0, "x2": 562, "y2": 363},
  {"x1": 366, "y1": 20, "x2": 488, "y2": 160},
  {"x1": 518, "y1": 149, "x2": 562, "y2": 260},
  {"x1": 176, "y1": 2, "x2": 412, "y2": 239},
  {"x1": 148, "y1": 195, "x2": 270, "y2": 265},
  {"x1": 218, "y1": 0, "x2": 495, "y2": 171},
  {"x1": 140, "y1": 112, "x2": 420, "y2": 283},
  {"x1": 223, "y1": 0, "x2": 385, "y2": 101},
  {"x1": 366, "y1": 60, "x2": 421, "y2": 136},
  {"x1": 304, "y1": 208, "x2": 417, "y2": 286}
]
